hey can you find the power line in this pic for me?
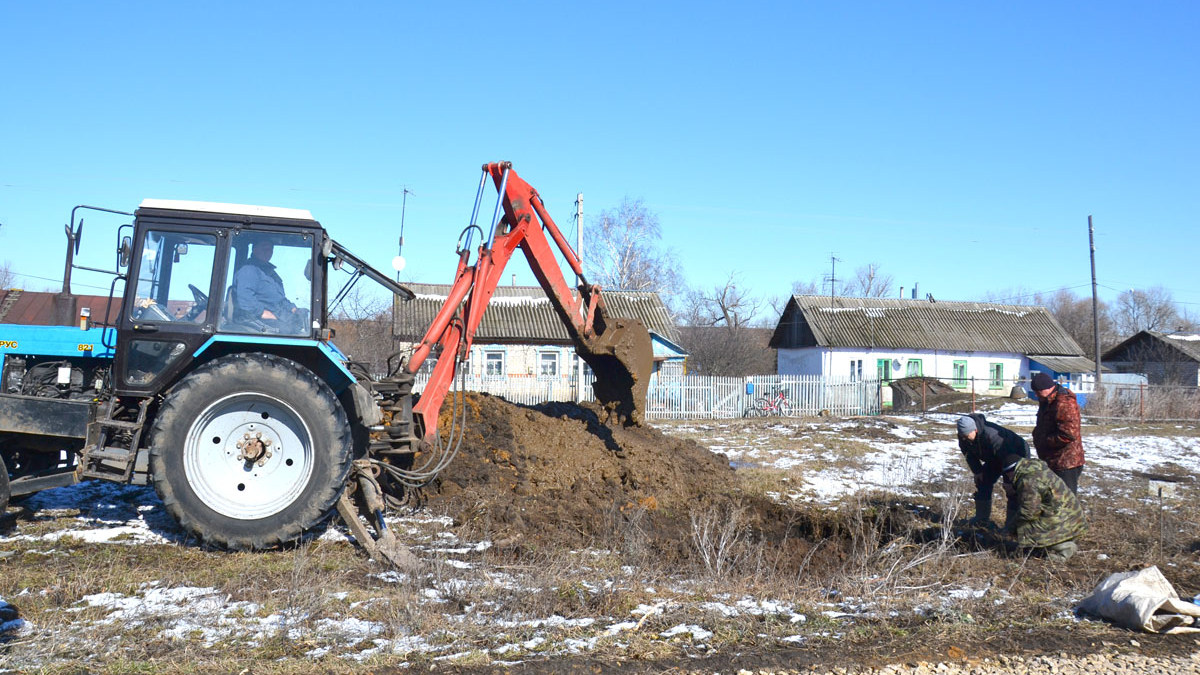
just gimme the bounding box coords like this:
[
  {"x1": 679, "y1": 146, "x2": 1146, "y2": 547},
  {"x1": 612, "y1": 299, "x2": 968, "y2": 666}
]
[
  {"x1": 7, "y1": 270, "x2": 113, "y2": 292},
  {"x1": 987, "y1": 283, "x2": 1093, "y2": 304}
]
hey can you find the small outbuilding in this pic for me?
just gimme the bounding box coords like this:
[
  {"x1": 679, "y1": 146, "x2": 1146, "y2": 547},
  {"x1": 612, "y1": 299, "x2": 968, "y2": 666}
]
[{"x1": 1103, "y1": 331, "x2": 1200, "y2": 386}]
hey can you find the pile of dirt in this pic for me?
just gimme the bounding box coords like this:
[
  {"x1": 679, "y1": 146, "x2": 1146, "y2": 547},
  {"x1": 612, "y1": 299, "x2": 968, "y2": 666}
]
[{"x1": 423, "y1": 393, "x2": 753, "y2": 556}]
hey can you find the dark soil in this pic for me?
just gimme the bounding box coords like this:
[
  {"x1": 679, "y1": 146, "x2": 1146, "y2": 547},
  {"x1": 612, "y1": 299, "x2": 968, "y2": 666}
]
[
  {"x1": 423, "y1": 393, "x2": 836, "y2": 569},
  {"x1": 410, "y1": 394, "x2": 1200, "y2": 673}
]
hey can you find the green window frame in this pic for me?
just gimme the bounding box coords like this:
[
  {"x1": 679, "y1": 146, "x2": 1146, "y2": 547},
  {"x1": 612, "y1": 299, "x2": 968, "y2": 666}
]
[
  {"x1": 876, "y1": 358, "x2": 892, "y2": 384},
  {"x1": 905, "y1": 359, "x2": 923, "y2": 377},
  {"x1": 988, "y1": 363, "x2": 1003, "y2": 389},
  {"x1": 952, "y1": 360, "x2": 968, "y2": 389}
]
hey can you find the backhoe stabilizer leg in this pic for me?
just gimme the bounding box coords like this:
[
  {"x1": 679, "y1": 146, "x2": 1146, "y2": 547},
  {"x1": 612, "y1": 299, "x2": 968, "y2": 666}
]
[{"x1": 337, "y1": 463, "x2": 420, "y2": 570}]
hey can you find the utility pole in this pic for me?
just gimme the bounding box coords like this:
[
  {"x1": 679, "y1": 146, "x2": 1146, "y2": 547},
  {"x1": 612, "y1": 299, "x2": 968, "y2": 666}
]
[
  {"x1": 1089, "y1": 215, "x2": 1102, "y2": 387},
  {"x1": 575, "y1": 193, "x2": 584, "y2": 287},
  {"x1": 826, "y1": 253, "x2": 841, "y2": 308},
  {"x1": 575, "y1": 192, "x2": 584, "y2": 402},
  {"x1": 397, "y1": 187, "x2": 413, "y2": 282}
]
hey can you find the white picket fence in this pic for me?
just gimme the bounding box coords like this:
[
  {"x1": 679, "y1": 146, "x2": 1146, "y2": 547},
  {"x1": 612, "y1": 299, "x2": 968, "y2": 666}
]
[{"x1": 411, "y1": 371, "x2": 882, "y2": 419}]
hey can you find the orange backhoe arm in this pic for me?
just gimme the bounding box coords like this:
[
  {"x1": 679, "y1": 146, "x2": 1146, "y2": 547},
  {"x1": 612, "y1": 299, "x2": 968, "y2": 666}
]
[{"x1": 404, "y1": 162, "x2": 652, "y2": 446}]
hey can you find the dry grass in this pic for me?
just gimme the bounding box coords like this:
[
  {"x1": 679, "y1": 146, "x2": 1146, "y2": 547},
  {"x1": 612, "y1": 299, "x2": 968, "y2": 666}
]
[{"x1": 2, "y1": 419, "x2": 1199, "y2": 672}]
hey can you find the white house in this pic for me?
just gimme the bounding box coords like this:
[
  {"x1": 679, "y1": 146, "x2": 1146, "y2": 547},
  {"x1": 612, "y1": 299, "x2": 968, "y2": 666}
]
[
  {"x1": 769, "y1": 295, "x2": 1096, "y2": 397},
  {"x1": 393, "y1": 283, "x2": 686, "y2": 383}
]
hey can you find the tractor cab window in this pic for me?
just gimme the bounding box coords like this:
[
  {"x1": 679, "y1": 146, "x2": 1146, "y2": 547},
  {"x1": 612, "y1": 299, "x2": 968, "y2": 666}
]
[
  {"x1": 220, "y1": 231, "x2": 314, "y2": 336},
  {"x1": 131, "y1": 231, "x2": 217, "y2": 324}
]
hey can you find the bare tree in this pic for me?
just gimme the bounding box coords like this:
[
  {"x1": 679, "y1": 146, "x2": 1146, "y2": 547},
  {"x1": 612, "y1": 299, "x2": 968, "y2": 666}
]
[
  {"x1": 329, "y1": 286, "x2": 398, "y2": 375},
  {"x1": 790, "y1": 263, "x2": 893, "y2": 300},
  {"x1": 1113, "y1": 286, "x2": 1179, "y2": 337},
  {"x1": 0, "y1": 261, "x2": 13, "y2": 289},
  {"x1": 680, "y1": 274, "x2": 775, "y2": 376},
  {"x1": 584, "y1": 197, "x2": 682, "y2": 305},
  {"x1": 683, "y1": 273, "x2": 763, "y2": 329},
  {"x1": 1176, "y1": 307, "x2": 1200, "y2": 333},
  {"x1": 1041, "y1": 289, "x2": 1115, "y2": 359},
  {"x1": 791, "y1": 278, "x2": 820, "y2": 296},
  {"x1": 842, "y1": 263, "x2": 894, "y2": 298}
]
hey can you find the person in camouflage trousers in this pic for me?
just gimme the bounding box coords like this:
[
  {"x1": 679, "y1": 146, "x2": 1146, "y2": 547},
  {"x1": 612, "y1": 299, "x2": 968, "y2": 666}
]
[{"x1": 1001, "y1": 453, "x2": 1087, "y2": 561}]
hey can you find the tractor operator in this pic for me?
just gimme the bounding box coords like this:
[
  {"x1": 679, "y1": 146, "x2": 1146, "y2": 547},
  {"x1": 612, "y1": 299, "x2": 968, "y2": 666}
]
[{"x1": 233, "y1": 241, "x2": 300, "y2": 331}]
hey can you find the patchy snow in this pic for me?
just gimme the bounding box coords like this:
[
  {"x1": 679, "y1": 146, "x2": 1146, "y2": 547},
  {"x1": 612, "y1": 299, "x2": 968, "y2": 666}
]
[
  {"x1": 800, "y1": 439, "x2": 958, "y2": 501},
  {"x1": 1085, "y1": 434, "x2": 1200, "y2": 474},
  {"x1": 2, "y1": 412, "x2": 1198, "y2": 664},
  {"x1": 659, "y1": 623, "x2": 713, "y2": 641}
]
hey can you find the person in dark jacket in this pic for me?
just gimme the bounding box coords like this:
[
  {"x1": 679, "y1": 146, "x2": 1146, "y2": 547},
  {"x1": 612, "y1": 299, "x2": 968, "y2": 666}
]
[
  {"x1": 1000, "y1": 453, "x2": 1087, "y2": 561},
  {"x1": 1030, "y1": 371, "x2": 1084, "y2": 493},
  {"x1": 956, "y1": 413, "x2": 1030, "y2": 527}
]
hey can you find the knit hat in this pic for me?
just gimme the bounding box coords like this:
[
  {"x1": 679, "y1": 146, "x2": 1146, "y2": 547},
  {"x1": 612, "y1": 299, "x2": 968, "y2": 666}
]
[
  {"x1": 1001, "y1": 453, "x2": 1023, "y2": 473},
  {"x1": 956, "y1": 416, "x2": 977, "y2": 437},
  {"x1": 1031, "y1": 371, "x2": 1055, "y2": 391}
]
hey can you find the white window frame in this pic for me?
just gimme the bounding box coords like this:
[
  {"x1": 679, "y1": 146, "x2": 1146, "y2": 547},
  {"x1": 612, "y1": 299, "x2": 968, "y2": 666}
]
[
  {"x1": 538, "y1": 350, "x2": 560, "y2": 379},
  {"x1": 484, "y1": 350, "x2": 506, "y2": 379}
]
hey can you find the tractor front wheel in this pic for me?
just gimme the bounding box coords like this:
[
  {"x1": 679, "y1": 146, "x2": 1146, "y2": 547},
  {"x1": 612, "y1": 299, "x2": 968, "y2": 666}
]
[{"x1": 149, "y1": 353, "x2": 352, "y2": 550}]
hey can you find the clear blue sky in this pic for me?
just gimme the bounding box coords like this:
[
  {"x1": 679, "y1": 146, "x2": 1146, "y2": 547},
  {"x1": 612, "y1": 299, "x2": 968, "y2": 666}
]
[{"x1": 2, "y1": 2, "x2": 1196, "y2": 317}]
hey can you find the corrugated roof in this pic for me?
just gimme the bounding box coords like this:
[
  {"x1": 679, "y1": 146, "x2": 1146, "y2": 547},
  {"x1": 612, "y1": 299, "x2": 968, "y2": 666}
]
[
  {"x1": 394, "y1": 283, "x2": 679, "y2": 345},
  {"x1": 1029, "y1": 355, "x2": 1101, "y2": 373},
  {"x1": 0, "y1": 290, "x2": 123, "y2": 326},
  {"x1": 1104, "y1": 330, "x2": 1200, "y2": 364},
  {"x1": 770, "y1": 295, "x2": 1084, "y2": 356},
  {"x1": 1161, "y1": 332, "x2": 1200, "y2": 362}
]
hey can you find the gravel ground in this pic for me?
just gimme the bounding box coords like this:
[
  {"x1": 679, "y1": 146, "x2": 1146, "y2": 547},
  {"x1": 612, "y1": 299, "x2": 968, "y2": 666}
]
[{"x1": 710, "y1": 649, "x2": 1200, "y2": 674}]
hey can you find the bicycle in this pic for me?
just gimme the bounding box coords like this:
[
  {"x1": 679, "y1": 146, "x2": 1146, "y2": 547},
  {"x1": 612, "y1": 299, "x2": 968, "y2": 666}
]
[{"x1": 744, "y1": 388, "x2": 792, "y2": 417}]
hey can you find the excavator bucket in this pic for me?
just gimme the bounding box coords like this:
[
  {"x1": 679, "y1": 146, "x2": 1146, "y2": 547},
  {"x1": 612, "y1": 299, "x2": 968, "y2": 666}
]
[{"x1": 575, "y1": 315, "x2": 654, "y2": 426}]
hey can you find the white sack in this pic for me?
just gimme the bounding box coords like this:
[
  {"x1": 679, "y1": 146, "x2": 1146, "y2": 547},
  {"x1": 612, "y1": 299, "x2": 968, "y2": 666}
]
[{"x1": 1076, "y1": 566, "x2": 1200, "y2": 634}]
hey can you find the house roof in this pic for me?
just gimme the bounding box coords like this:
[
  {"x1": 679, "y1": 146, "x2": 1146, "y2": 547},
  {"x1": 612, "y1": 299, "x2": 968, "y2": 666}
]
[
  {"x1": 1103, "y1": 330, "x2": 1200, "y2": 364},
  {"x1": 394, "y1": 283, "x2": 680, "y2": 345},
  {"x1": 1028, "y1": 355, "x2": 1102, "y2": 374},
  {"x1": 0, "y1": 289, "x2": 123, "y2": 326},
  {"x1": 770, "y1": 295, "x2": 1084, "y2": 356}
]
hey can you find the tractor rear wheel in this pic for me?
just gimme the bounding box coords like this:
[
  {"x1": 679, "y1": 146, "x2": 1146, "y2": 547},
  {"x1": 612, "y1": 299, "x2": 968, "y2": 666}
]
[
  {"x1": 149, "y1": 353, "x2": 352, "y2": 550},
  {"x1": 0, "y1": 454, "x2": 10, "y2": 515}
]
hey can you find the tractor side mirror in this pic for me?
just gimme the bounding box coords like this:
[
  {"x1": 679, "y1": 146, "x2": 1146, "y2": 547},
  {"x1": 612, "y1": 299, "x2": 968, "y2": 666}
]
[{"x1": 118, "y1": 236, "x2": 132, "y2": 268}]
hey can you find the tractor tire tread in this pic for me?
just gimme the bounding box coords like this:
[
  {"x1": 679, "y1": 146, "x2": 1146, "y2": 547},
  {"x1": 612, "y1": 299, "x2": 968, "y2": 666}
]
[{"x1": 148, "y1": 353, "x2": 352, "y2": 550}]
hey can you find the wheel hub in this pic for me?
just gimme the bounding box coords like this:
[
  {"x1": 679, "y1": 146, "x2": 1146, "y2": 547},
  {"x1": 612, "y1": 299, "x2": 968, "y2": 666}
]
[
  {"x1": 183, "y1": 393, "x2": 315, "y2": 520},
  {"x1": 237, "y1": 431, "x2": 274, "y2": 467}
]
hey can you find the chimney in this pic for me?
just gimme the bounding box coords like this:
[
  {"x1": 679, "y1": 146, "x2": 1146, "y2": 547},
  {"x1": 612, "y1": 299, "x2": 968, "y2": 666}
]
[{"x1": 912, "y1": 282, "x2": 919, "y2": 300}]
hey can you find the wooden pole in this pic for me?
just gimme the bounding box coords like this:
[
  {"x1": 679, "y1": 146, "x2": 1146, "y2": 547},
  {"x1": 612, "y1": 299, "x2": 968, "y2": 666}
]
[{"x1": 1089, "y1": 216, "x2": 1102, "y2": 387}]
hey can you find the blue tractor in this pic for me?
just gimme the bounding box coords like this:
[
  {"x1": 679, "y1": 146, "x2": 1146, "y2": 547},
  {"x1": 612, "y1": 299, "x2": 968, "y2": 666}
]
[{"x1": 0, "y1": 163, "x2": 653, "y2": 561}]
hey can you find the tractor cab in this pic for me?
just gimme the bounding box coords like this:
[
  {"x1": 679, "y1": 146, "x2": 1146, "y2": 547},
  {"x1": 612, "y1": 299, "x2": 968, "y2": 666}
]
[{"x1": 115, "y1": 200, "x2": 327, "y2": 395}]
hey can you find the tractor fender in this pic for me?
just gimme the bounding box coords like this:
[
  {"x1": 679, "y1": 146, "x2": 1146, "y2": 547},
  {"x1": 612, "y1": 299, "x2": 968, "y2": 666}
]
[{"x1": 191, "y1": 336, "x2": 355, "y2": 393}]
